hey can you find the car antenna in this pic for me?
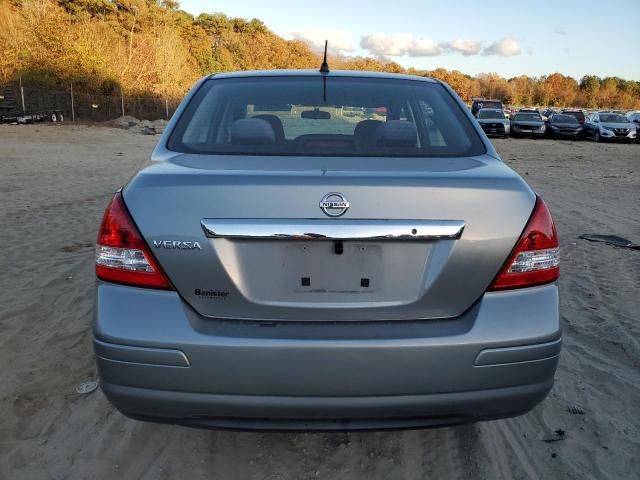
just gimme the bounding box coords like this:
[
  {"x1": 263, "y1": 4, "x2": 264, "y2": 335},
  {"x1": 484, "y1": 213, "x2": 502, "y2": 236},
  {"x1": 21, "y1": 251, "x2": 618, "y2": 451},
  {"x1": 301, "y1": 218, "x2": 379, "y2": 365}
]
[{"x1": 320, "y1": 40, "x2": 330, "y2": 73}]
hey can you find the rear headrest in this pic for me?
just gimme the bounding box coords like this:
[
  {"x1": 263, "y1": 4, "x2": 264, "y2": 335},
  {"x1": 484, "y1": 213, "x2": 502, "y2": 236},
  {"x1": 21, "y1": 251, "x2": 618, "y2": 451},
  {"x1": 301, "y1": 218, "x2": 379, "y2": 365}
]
[
  {"x1": 354, "y1": 120, "x2": 383, "y2": 147},
  {"x1": 354, "y1": 120, "x2": 383, "y2": 138},
  {"x1": 253, "y1": 114, "x2": 285, "y2": 143},
  {"x1": 375, "y1": 120, "x2": 417, "y2": 147},
  {"x1": 230, "y1": 118, "x2": 275, "y2": 145}
]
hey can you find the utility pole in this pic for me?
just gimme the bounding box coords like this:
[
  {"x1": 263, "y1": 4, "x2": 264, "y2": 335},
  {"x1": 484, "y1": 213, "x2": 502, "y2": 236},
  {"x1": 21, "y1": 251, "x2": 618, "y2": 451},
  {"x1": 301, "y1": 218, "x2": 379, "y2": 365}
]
[
  {"x1": 70, "y1": 82, "x2": 75, "y2": 122},
  {"x1": 121, "y1": 89, "x2": 125, "y2": 119},
  {"x1": 165, "y1": 98, "x2": 169, "y2": 120},
  {"x1": 19, "y1": 77, "x2": 25, "y2": 113}
]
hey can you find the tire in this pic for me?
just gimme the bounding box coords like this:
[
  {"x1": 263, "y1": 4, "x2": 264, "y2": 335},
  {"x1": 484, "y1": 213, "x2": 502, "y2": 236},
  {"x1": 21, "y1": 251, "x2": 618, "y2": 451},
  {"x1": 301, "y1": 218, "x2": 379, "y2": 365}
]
[{"x1": 593, "y1": 130, "x2": 600, "y2": 142}]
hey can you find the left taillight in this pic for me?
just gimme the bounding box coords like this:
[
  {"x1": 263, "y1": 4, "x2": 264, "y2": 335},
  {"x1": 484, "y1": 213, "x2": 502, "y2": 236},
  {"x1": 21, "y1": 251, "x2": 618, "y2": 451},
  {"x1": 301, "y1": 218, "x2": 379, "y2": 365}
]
[{"x1": 96, "y1": 191, "x2": 173, "y2": 290}]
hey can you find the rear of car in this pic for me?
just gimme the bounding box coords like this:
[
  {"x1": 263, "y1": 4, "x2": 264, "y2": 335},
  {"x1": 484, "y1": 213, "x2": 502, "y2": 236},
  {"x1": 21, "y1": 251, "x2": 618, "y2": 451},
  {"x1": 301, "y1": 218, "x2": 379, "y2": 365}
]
[
  {"x1": 471, "y1": 98, "x2": 504, "y2": 117},
  {"x1": 561, "y1": 110, "x2": 585, "y2": 126},
  {"x1": 94, "y1": 71, "x2": 561, "y2": 430}
]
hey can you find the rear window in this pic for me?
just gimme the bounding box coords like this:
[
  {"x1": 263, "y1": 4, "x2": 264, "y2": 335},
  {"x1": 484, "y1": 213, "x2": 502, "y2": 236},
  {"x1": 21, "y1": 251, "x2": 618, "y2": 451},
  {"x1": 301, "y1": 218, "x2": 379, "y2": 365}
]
[
  {"x1": 473, "y1": 101, "x2": 502, "y2": 111},
  {"x1": 168, "y1": 76, "x2": 485, "y2": 157},
  {"x1": 562, "y1": 111, "x2": 585, "y2": 122}
]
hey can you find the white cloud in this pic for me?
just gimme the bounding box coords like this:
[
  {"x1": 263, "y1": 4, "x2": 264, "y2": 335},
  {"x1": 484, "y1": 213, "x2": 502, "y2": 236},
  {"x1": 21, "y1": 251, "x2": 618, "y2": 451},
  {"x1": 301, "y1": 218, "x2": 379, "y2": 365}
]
[
  {"x1": 360, "y1": 33, "x2": 414, "y2": 56},
  {"x1": 360, "y1": 33, "x2": 522, "y2": 58},
  {"x1": 360, "y1": 33, "x2": 442, "y2": 57},
  {"x1": 483, "y1": 37, "x2": 521, "y2": 57},
  {"x1": 289, "y1": 29, "x2": 354, "y2": 53},
  {"x1": 553, "y1": 27, "x2": 567, "y2": 36},
  {"x1": 440, "y1": 38, "x2": 482, "y2": 56},
  {"x1": 407, "y1": 38, "x2": 442, "y2": 57}
]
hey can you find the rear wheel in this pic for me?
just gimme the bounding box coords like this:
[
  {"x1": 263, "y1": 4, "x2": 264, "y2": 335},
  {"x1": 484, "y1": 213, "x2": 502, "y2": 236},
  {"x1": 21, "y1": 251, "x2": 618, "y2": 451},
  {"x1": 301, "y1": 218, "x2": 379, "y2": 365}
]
[{"x1": 593, "y1": 130, "x2": 601, "y2": 142}]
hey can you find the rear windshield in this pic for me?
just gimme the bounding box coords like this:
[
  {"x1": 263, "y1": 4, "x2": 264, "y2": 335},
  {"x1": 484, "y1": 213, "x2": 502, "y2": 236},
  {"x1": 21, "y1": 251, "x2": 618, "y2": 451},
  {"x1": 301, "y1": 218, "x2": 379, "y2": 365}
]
[
  {"x1": 168, "y1": 76, "x2": 485, "y2": 157},
  {"x1": 473, "y1": 101, "x2": 502, "y2": 110},
  {"x1": 562, "y1": 111, "x2": 585, "y2": 121},
  {"x1": 478, "y1": 109, "x2": 505, "y2": 119}
]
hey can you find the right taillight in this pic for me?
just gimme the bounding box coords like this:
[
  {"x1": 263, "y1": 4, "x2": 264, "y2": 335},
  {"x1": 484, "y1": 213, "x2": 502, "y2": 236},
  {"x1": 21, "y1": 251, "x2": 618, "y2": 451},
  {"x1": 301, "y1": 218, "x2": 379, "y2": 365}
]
[
  {"x1": 489, "y1": 196, "x2": 559, "y2": 291},
  {"x1": 96, "y1": 191, "x2": 173, "y2": 290}
]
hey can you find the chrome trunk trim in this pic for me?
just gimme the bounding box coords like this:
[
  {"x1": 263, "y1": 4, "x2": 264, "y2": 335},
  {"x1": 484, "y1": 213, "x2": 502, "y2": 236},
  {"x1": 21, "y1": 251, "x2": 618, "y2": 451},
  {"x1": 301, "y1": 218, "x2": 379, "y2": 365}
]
[{"x1": 201, "y1": 219, "x2": 465, "y2": 241}]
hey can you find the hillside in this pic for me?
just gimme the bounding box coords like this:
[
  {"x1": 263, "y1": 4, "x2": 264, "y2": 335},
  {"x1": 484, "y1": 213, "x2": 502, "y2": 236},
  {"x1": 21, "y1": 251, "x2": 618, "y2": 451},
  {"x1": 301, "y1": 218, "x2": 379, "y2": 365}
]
[{"x1": 1, "y1": 0, "x2": 639, "y2": 108}]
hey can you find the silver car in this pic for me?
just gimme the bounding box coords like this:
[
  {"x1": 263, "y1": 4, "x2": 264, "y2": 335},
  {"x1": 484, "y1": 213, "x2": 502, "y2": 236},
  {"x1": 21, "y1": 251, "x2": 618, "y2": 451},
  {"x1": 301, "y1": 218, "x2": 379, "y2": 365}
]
[
  {"x1": 94, "y1": 70, "x2": 561, "y2": 430},
  {"x1": 476, "y1": 108, "x2": 510, "y2": 137},
  {"x1": 584, "y1": 112, "x2": 637, "y2": 143}
]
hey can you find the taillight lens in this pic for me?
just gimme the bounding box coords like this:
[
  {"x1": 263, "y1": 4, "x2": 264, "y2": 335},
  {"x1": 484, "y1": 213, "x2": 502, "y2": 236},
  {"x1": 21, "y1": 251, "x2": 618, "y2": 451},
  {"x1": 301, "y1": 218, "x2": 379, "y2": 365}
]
[
  {"x1": 96, "y1": 191, "x2": 172, "y2": 290},
  {"x1": 489, "y1": 196, "x2": 559, "y2": 291}
]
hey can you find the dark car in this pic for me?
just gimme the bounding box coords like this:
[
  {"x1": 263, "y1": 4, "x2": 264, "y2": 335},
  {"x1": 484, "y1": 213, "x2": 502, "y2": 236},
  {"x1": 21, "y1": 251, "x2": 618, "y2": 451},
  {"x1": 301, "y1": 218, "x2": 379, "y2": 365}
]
[
  {"x1": 561, "y1": 110, "x2": 586, "y2": 126},
  {"x1": 471, "y1": 98, "x2": 504, "y2": 117},
  {"x1": 476, "y1": 108, "x2": 510, "y2": 137},
  {"x1": 545, "y1": 113, "x2": 583, "y2": 139},
  {"x1": 511, "y1": 112, "x2": 546, "y2": 138}
]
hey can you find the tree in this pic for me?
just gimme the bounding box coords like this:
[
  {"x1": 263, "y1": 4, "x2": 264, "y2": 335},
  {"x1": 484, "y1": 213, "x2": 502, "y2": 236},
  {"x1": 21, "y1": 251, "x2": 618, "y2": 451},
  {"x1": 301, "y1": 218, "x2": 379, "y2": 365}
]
[{"x1": 0, "y1": 0, "x2": 638, "y2": 110}]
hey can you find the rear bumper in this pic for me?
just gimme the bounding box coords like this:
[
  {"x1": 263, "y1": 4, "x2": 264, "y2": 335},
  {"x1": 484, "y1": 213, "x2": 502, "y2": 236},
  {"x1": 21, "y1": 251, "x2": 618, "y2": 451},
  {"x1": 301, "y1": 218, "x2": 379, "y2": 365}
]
[
  {"x1": 94, "y1": 281, "x2": 561, "y2": 430},
  {"x1": 101, "y1": 380, "x2": 554, "y2": 431}
]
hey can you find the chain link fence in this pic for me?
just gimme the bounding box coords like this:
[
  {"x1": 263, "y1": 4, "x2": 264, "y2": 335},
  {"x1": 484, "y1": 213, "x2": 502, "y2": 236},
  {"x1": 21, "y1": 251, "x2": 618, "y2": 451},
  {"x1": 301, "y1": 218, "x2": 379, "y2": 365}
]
[{"x1": 0, "y1": 82, "x2": 181, "y2": 122}]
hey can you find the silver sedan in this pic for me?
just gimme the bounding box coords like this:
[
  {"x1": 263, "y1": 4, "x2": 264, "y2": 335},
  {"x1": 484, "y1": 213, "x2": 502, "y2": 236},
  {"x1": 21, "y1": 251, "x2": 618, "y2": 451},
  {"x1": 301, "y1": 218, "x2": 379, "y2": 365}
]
[{"x1": 93, "y1": 70, "x2": 561, "y2": 430}]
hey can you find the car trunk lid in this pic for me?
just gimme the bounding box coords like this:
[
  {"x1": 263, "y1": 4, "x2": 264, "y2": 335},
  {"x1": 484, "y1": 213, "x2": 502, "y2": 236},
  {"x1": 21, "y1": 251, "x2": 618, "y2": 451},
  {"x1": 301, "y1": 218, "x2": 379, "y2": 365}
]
[{"x1": 123, "y1": 154, "x2": 535, "y2": 321}]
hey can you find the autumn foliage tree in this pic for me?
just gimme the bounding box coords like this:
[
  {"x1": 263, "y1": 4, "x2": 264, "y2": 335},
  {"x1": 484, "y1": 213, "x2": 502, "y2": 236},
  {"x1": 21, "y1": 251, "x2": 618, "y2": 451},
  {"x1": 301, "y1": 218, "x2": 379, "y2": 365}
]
[{"x1": 1, "y1": 0, "x2": 639, "y2": 109}]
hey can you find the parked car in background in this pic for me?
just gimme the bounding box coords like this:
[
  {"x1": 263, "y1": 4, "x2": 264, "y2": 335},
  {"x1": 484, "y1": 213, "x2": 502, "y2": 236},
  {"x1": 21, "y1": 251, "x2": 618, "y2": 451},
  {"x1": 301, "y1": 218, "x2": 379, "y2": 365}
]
[
  {"x1": 541, "y1": 109, "x2": 556, "y2": 121},
  {"x1": 471, "y1": 98, "x2": 504, "y2": 117},
  {"x1": 511, "y1": 111, "x2": 546, "y2": 138},
  {"x1": 476, "y1": 108, "x2": 510, "y2": 137},
  {"x1": 626, "y1": 111, "x2": 640, "y2": 144},
  {"x1": 93, "y1": 69, "x2": 561, "y2": 430},
  {"x1": 517, "y1": 108, "x2": 540, "y2": 114},
  {"x1": 583, "y1": 112, "x2": 637, "y2": 143},
  {"x1": 545, "y1": 113, "x2": 583, "y2": 139},
  {"x1": 561, "y1": 110, "x2": 586, "y2": 126}
]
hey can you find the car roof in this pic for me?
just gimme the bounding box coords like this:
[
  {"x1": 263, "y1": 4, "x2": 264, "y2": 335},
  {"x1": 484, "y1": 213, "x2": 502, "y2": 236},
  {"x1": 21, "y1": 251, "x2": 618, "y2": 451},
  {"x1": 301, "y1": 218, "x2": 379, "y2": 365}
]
[
  {"x1": 209, "y1": 69, "x2": 438, "y2": 83},
  {"x1": 478, "y1": 108, "x2": 503, "y2": 112}
]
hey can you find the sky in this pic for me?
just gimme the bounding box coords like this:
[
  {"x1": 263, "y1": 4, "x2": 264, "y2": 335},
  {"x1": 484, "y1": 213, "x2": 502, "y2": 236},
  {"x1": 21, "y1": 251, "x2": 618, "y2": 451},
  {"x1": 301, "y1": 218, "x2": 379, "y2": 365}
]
[{"x1": 178, "y1": 0, "x2": 640, "y2": 80}]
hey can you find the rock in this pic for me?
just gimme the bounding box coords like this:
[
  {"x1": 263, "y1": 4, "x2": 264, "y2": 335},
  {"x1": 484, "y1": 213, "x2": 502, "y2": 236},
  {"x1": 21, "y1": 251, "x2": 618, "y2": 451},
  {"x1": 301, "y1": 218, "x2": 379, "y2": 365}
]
[{"x1": 542, "y1": 429, "x2": 566, "y2": 443}]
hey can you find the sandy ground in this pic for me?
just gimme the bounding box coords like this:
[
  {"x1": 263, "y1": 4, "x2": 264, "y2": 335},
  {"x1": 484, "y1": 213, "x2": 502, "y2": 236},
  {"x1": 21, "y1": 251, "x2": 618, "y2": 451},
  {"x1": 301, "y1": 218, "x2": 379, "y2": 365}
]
[{"x1": 0, "y1": 124, "x2": 639, "y2": 480}]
